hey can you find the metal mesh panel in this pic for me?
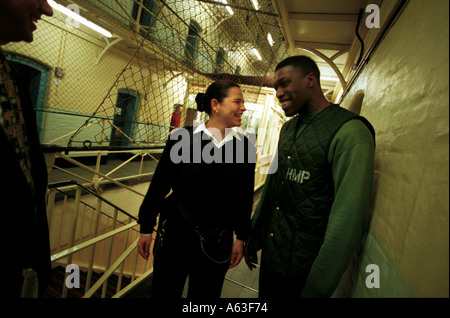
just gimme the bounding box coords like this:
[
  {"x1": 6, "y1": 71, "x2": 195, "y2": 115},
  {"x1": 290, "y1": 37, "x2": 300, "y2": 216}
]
[{"x1": 4, "y1": 0, "x2": 288, "y2": 150}]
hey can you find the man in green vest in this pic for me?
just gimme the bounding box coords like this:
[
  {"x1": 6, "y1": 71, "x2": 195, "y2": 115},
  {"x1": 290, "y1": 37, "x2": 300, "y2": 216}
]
[{"x1": 245, "y1": 55, "x2": 375, "y2": 298}]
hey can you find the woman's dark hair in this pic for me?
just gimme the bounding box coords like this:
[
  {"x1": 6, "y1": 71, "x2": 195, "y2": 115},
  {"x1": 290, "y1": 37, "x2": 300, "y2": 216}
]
[{"x1": 195, "y1": 80, "x2": 240, "y2": 114}]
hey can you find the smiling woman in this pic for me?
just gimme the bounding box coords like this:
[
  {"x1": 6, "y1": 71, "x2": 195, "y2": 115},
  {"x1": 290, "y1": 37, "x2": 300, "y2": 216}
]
[
  {"x1": 136, "y1": 80, "x2": 256, "y2": 298},
  {"x1": 0, "y1": 0, "x2": 53, "y2": 45},
  {"x1": 200, "y1": 80, "x2": 246, "y2": 141}
]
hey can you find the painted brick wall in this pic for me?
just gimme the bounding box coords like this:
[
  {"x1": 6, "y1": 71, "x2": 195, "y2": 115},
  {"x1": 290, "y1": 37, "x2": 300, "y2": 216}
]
[{"x1": 335, "y1": 0, "x2": 449, "y2": 297}]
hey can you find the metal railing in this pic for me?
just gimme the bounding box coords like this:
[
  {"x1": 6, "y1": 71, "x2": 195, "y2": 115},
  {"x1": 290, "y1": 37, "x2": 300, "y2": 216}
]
[
  {"x1": 46, "y1": 180, "x2": 154, "y2": 298},
  {"x1": 42, "y1": 141, "x2": 162, "y2": 195}
]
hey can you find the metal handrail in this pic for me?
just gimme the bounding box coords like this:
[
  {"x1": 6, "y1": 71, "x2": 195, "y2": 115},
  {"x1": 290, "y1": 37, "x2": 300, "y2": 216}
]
[
  {"x1": 112, "y1": 267, "x2": 154, "y2": 298},
  {"x1": 54, "y1": 152, "x2": 146, "y2": 197},
  {"x1": 48, "y1": 180, "x2": 138, "y2": 221},
  {"x1": 41, "y1": 143, "x2": 166, "y2": 152},
  {"x1": 83, "y1": 237, "x2": 139, "y2": 298},
  {"x1": 51, "y1": 221, "x2": 138, "y2": 262}
]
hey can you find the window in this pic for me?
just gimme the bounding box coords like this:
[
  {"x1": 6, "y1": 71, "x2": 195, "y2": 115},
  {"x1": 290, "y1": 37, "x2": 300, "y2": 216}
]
[
  {"x1": 245, "y1": 14, "x2": 250, "y2": 27},
  {"x1": 132, "y1": 0, "x2": 158, "y2": 36},
  {"x1": 214, "y1": 48, "x2": 225, "y2": 74},
  {"x1": 185, "y1": 20, "x2": 202, "y2": 68},
  {"x1": 110, "y1": 89, "x2": 140, "y2": 149},
  {"x1": 5, "y1": 53, "x2": 49, "y2": 136}
]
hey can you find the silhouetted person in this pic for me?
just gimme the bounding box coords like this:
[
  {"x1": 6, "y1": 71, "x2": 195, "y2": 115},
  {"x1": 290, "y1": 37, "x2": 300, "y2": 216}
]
[{"x1": 0, "y1": 0, "x2": 54, "y2": 298}]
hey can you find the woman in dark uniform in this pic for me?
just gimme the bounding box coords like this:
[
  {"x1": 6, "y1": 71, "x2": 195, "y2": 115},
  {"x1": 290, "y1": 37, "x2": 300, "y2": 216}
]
[{"x1": 137, "y1": 80, "x2": 256, "y2": 298}]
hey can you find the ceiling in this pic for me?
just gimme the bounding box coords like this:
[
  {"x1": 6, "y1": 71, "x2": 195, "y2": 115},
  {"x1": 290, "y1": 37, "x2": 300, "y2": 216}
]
[
  {"x1": 49, "y1": 0, "x2": 389, "y2": 102},
  {"x1": 271, "y1": 0, "x2": 373, "y2": 100}
]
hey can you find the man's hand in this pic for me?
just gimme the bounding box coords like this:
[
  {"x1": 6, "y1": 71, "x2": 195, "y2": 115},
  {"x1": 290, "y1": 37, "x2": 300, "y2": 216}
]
[
  {"x1": 229, "y1": 239, "x2": 244, "y2": 269},
  {"x1": 244, "y1": 241, "x2": 257, "y2": 270},
  {"x1": 137, "y1": 235, "x2": 153, "y2": 260}
]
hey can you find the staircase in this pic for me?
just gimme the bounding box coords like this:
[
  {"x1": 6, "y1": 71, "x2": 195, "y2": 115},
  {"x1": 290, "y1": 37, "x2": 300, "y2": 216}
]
[
  {"x1": 43, "y1": 266, "x2": 132, "y2": 298},
  {"x1": 43, "y1": 181, "x2": 262, "y2": 298},
  {"x1": 45, "y1": 181, "x2": 154, "y2": 298}
]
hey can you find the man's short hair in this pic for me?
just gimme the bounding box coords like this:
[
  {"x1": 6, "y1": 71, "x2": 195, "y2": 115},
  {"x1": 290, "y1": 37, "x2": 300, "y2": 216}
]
[{"x1": 275, "y1": 55, "x2": 321, "y2": 82}]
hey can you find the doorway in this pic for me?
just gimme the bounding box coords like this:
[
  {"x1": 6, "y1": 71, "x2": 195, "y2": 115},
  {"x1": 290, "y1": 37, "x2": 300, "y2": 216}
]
[
  {"x1": 110, "y1": 89, "x2": 140, "y2": 148},
  {"x1": 6, "y1": 53, "x2": 49, "y2": 136}
]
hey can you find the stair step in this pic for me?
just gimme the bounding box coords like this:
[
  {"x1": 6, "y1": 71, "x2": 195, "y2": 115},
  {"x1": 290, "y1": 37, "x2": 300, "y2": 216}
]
[{"x1": 43, "y1": 266, "x2": 131, "y2": 298}]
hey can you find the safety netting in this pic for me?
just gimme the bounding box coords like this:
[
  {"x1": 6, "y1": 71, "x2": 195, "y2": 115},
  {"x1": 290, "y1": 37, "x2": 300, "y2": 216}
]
[{"x1": 4, "y1": 0, "x2": 288, "y2": 150}]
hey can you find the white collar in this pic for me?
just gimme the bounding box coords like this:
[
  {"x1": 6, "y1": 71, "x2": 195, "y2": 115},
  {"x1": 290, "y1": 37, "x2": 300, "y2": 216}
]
[{"x1": 193, "y1": 122, "x2": 241, "y2": 148}]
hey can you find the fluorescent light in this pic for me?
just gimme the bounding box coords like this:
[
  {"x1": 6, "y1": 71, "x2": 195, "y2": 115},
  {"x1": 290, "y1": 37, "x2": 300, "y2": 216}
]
[
  {"x1": 267, "y1": 33, "x2": 274, "y2": 46},
  {"x1": 251, "y1": 0, "x2": 260, "y2": 10},
  {"x1": 220, "y1": 0, "x2": 234, "y2": 15},
  {"x1": 321, "y1": 76, "x2": 338, "y2": 82},
  {"x1": 48, "y1": 0, "x2": 112, "y2": 38},
  {"x1": 252, "y1": 48, "x2": 262, "y2": 60}
]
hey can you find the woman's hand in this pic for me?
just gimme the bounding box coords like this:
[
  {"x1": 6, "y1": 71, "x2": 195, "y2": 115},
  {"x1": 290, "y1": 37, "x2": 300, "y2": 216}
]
[
  {"x1": 137, "y1": 235, "x2": 153, "y2": 260},
  {"x1": 229, "y1": 239, "x2": 245, "y2": 268}
]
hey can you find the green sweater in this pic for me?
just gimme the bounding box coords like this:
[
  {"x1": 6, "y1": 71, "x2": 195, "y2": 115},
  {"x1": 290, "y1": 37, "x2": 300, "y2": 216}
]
[{"x1": 303, "y1": 111, "x2": 374, "y2": 297}]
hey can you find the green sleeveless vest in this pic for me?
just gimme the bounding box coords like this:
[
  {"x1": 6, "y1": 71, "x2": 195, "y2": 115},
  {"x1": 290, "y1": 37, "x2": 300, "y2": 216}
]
[{"x1": 252, "y1": 105, "x2": 375, "y2": 282}]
